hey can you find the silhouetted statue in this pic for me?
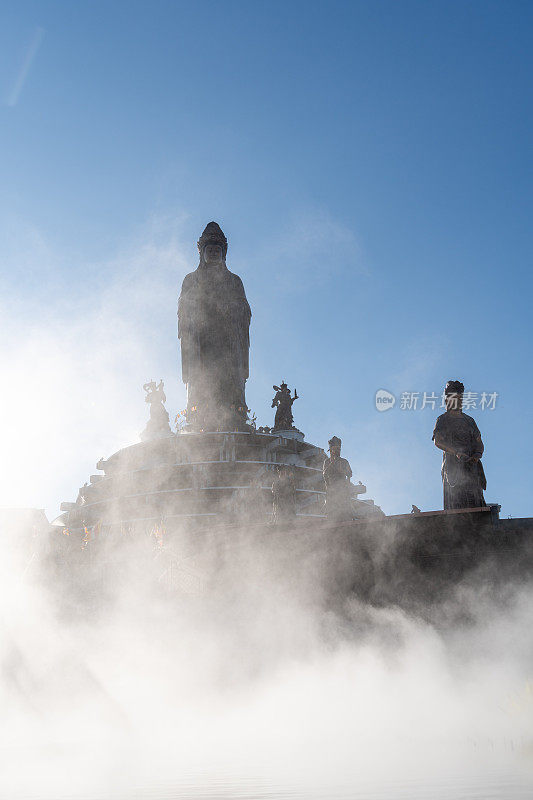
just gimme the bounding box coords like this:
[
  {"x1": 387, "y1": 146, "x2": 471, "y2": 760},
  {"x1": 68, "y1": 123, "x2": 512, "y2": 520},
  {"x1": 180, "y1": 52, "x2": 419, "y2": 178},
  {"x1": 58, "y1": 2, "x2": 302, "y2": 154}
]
[
  {"x1": 178, "y1": 222, "x2": 251, "y2": 430},
  {"x1": 271, "y1": 465, "x2": 297, "y2": 523},
  {"x1": 141, "y1": 379, "x2": 172, "y2": 441},
  {"x1": 432, "y1": 380, "x2": 486, "y2": 510},
  {"x1": 323, "y1": 436, "x2": 354, "y2": 521},
  {"x1": 271, "y1": 382, "x2": 298, "y2": 430}
]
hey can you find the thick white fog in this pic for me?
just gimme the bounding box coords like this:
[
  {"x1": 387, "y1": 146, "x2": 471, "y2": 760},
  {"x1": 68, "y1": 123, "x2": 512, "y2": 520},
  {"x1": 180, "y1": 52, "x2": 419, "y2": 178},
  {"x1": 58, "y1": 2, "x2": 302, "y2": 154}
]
[
  {"x1": 2, "y1": 512, "x2": 533, "y2": 799},
  {"x1": 1, "y1": 221, "x2": 532, "y2": 799},
  {"x1": 0, "y1": 216, "x2": 189, "y2": 517}
]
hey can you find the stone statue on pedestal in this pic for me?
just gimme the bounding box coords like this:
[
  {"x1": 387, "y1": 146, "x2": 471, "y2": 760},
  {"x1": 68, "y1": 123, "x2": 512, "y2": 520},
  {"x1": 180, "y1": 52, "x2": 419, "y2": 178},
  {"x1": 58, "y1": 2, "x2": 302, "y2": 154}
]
[
  {"x1": 271, "y1": 382, "x2": 298, "y2": 431},
  {"x1": 432, "y1": 380, "x2": 486, "y2": 510},
  {"x1": 141, "y1": 380, "x2": 172, "y2": 441},
  {"x1": 178, "y1": 222, "x2": 251, "y2": 431},
  {"x1": 323, "y1": 436, "x2": 354, "y2": 521}
]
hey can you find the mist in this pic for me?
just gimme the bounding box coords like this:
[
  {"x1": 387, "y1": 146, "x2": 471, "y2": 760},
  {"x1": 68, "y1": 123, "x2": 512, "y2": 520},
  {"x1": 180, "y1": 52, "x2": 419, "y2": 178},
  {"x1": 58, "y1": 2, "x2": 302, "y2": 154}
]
[
  {"x1": 0, "y1": 216, "x2": 189, "y2": 517},
  {"x1": 2, "y1": 507, "x2": 533, "y2": 799},
  {"x1": 1, "y1": 223, "x2": 533, "y2": 800}
]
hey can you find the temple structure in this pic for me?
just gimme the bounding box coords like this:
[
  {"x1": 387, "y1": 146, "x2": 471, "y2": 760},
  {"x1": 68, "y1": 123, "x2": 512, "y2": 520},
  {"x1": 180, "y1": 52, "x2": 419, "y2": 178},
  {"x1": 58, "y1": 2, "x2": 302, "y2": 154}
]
[
  {"x1": 55, "y1": 222, "x2": 383, "y2": 538},
  {"x1": 32, "y1": 223, "x2": 533, "y2": 615}
]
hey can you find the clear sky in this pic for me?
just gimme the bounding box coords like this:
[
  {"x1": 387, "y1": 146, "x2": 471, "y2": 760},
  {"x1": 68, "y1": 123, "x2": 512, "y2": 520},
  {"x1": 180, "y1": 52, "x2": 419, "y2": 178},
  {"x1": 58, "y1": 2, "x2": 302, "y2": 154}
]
[{"x1": 1, "y1": 0, "x2": 532, "y2": 518}]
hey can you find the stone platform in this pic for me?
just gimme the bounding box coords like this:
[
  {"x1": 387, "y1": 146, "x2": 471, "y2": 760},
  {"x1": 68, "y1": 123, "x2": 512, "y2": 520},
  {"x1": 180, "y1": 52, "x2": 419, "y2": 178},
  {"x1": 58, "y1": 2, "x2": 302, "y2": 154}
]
[
  {"x1": 56, "y1": 429, "x2": 383, "y2": 536},
  {"x1": 159, "y1": 505, "x2": 533, "y2": 615},
  {"x1": 45, "y1": 503, "x2": 533, "y2": 625}
]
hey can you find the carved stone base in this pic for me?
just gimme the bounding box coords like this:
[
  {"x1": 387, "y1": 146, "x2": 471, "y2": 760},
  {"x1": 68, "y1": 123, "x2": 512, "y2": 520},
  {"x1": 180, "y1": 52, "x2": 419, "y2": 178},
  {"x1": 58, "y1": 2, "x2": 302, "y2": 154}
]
[{"x1": 271, "y1": 428, "x2": 305, "y2": 442}]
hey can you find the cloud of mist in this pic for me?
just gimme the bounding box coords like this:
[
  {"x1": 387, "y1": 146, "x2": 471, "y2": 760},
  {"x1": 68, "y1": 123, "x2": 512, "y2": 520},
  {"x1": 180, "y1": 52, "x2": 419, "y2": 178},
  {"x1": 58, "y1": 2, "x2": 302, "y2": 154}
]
[
  {"x1": 1, "y1": 213, "x2": 532, "y2": 800},
  {"x1": 0, "y1": 215, "x2": 189, "y2": 517},
  {"x1": 2, "y1": 513, "x2": 533, "y2": 800}
]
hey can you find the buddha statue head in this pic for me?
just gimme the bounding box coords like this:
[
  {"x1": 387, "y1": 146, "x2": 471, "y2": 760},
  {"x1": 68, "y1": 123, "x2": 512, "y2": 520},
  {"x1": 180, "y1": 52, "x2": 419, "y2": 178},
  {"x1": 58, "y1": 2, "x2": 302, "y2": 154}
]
[{"x1": 197, "y1": 222, "x2": 228, "y2": 269}]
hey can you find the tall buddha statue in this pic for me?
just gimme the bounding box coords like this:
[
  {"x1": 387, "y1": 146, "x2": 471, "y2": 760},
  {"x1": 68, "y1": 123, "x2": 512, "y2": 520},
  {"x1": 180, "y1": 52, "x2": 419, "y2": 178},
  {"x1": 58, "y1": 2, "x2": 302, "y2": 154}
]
[{"x1": 177, "y1": 222, "x2": 251, "y2": 430}]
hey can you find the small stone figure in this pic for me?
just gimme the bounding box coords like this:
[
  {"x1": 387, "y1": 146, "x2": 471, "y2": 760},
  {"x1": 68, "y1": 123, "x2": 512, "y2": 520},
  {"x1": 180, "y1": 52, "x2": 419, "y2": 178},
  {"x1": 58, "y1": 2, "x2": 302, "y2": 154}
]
[
  {"x1": 271, "y1": 465, "x2": 297, "y2": 523},
  {"x1": 432, "y1": 380, "x2": 487, "y2": 510},
  {"x1": 141, "y1": 379, "x2": 172, "y2": 441},
  {"x1": 271, "y1": 382, "x2": 299, "y2": 431},
  {"x1": 323, "y1": 436, "x2": 354, "y2": 522}
]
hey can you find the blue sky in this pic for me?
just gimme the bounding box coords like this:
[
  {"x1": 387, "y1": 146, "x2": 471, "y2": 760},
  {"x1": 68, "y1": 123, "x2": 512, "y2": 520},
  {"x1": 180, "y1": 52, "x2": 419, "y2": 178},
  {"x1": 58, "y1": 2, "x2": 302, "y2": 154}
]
[{"x1": 1, "y1": 0, "x2": 532, "y2": 518}]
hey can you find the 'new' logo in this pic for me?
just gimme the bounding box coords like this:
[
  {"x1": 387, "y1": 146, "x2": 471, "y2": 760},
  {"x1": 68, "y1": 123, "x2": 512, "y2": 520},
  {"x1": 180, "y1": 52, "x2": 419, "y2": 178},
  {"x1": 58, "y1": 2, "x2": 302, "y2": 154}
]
[{"x1": 375, "y1": 389, "x2": 396, "y2": 412}]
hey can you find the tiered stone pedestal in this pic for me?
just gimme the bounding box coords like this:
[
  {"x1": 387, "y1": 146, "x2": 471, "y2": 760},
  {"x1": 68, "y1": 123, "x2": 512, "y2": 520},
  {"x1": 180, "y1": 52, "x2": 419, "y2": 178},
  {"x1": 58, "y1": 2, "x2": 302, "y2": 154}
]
[{"x1": 57, "y1": 430, "x2": 327, "y2": 536}]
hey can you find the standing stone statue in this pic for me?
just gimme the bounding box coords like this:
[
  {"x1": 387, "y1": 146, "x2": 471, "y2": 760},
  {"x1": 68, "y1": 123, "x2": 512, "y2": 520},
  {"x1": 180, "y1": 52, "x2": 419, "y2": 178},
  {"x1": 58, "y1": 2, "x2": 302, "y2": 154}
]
[
  {"x1": 271, "y1": 382, "x2": 298, "y2": 431},
  {"x1": 432, "y1": 380, "x2": 486, "y2": 509},
  {"x1": 271, "y1": 465, "x2": 297, "y2": 523},
  {"x1": 323, "y1": 436, "x2": 354, "y2": 521},
  {"x1": 141, "y1": 380, "x2": 172, "y2": 440},
  {"x1": 178, "y1": 222, "x2": 252, "y2": 430}
]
